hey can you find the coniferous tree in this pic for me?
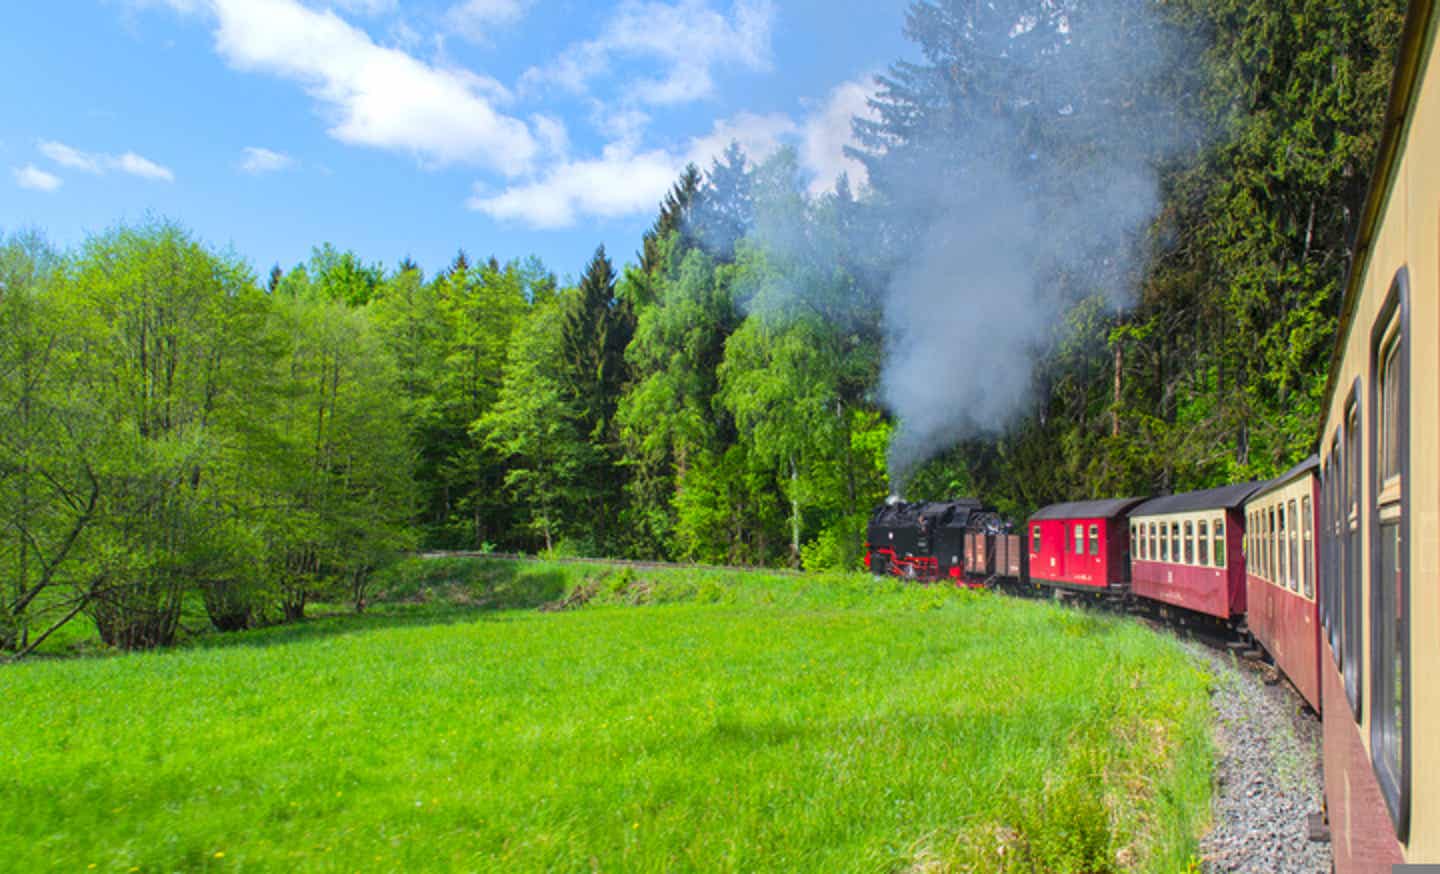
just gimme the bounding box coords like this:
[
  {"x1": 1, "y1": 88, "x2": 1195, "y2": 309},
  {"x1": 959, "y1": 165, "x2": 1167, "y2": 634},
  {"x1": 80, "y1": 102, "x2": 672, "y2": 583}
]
[
  {"x1": 559, "y1": 247, "x2": 633, "y2": 552},
  {"x1": 639, "y1": 164, "x2": 703, "y2": 277},
  {"x1": 692, "y1": 144, "x2": 754, "y2": 262}
]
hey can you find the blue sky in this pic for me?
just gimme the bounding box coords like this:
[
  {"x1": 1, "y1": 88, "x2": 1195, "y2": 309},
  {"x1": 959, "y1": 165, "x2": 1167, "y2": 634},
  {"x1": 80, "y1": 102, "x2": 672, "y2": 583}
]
[{"x1": 2, "y1": 0, "x2": 912, "y2": 282}]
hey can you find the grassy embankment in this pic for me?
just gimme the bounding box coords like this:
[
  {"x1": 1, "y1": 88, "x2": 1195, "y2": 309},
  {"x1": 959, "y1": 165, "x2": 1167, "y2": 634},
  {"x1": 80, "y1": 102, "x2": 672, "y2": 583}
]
[{"x1": 0, "y1": 559, "x2": 1214, "y2": 872}]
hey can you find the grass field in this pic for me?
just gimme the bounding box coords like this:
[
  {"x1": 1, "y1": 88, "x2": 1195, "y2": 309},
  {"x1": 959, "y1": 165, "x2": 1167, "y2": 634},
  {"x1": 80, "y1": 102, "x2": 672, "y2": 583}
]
[{"x1": 0, "y1": 560, "x2": 1214, "y2": 872}]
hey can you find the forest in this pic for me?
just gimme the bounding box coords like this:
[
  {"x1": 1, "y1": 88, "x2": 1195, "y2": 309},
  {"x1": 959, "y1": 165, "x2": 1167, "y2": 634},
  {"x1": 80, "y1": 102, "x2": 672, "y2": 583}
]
[{"x1": 0, "y1": 0, "x2": 1407, "y2": 652}]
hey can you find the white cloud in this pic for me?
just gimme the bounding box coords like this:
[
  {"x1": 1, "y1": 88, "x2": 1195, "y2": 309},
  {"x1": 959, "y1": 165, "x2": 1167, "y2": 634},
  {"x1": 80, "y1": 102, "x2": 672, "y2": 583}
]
[
  {"x1": 800, "y1": 77, "x2": 879, "y2": 194},
  {"x1": 530, "y1": 115, "x2": 569, "y2": 160},
  {"x1": 468, "y1": 142, "x2": 680, "y2": 229},
  {"x1": 37, "y1": 140, "x2": 175, "y2": 182},
  {"x1": 14, "y1": 165, "x2": 63, "y2": 192},
  {"x1": 240, "y1": 146, "x2": 296, "y2": 174},
  {"x1": 330, "y1": 0, "x2": 396, "y2": 14},
  {"x1": 114, "y1": 152, "x2": 176, "y2": 181},
  {"x1": 469, "y1": 112, "x2": 791, "y2": 229},
  {"x1": 525, "y1": 0, "x2": 775, "y2": 106},
  {"x1": 592, "y1": 102, "x2": 653, "y2": 145},
  {"x1": 39, "y1": 140, "x2": 102, "y2": 173},
  {"x1": 686, "y1": 111, "x2": 795, "y2": 168},
  {"x1": 145, "y1": 0, "x2": 538, "y2": 175},
  {"x1": 473, "y1": 85, "x2": 876, "y2": 229},
  {"x1": 446, "y1": 0, "x2": 530, "y2": 42}
]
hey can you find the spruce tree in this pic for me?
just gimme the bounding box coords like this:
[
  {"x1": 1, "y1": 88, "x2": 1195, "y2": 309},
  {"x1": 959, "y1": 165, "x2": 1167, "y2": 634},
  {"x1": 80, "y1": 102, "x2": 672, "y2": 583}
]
[
  {"x1": 560, "y1": 247, "x2": 635, "y2": 552},
  {"x1": 692, "y1": 143, "x2": 754, "y2": 262},
  {"x1": 639, "y1": 164, "x2": 703, "y2": 276}
]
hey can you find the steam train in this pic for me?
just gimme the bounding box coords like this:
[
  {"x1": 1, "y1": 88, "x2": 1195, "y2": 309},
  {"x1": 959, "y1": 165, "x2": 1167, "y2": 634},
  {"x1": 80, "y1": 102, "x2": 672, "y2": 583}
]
[{"x1": 867, "y1": 1, "x2": 1440, "y2": 869}]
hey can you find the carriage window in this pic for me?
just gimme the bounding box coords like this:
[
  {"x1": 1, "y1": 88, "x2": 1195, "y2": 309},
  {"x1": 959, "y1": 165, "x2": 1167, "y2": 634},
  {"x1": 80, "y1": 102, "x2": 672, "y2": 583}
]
[
  {"x1": 1279, "y1": 504, "x2": 1289, "y2": 586},
  {"x1": 1267, "y1": 506, "x2": 1278, "y2": 581},
  {"x1": 1074, "y1": 525, "x2": 1084, "y2": 555},
  {"x1": 1380, "y1": 331, "x2": 1402, "y2": 486},
  {"x1": 1170, "y1": 522, "x2": 1180, "y2": 562},
  {"x1": 1246, "y1": 513, "x2": 1254, "y2": 565},
  {"x1": 1183, "y1": 521, "x2": 1194, "y2": 564},
  {"x1": 1301, "y1": 497, "x2": 1314, "y2": 599},
  {"x1": 1281, "y1": 501, "x2": 1291, "y2": 589},
  {"x1": 1159, "y1": 522, "x2": 1168, "y2": 561},
  {"x1": 1198, "y1": 520, "x2": 1210, "y2": 566},
  {"x1": 1089, "y1": 524, "x2": 1099, "y2": 556},
  {"x1": 1149, "y1": 523, "x2": 1157, "y2": 561},
  {"x1": 1130, "y1": 524, "x2": 1138, "y2": 558},
  {"x1": 1256, "y1": 510, "x2": 1264, "y2": 579},
  {"x1": 1370, "y1": 275, "x2": 1409, "y2": 837},
  {"x1": 1287, "y1": 499, "x2": 1300, "y2": 592},
  {"x1": 1327, "y1": 437, "x2": 1343, "y2": 659},
  {"x1": 1032, "y1": 525, "x2": 1041, "y2": 554},
  {"x1": 1214, "y1": 519, "x2": 1226, "y2": 568},
  {"x1": 1248, "y1": 513, "x2": 1255, "y2": 564},
  {"x1": 1343, "y1": 394, "x2": 1363, "y2": 721}
]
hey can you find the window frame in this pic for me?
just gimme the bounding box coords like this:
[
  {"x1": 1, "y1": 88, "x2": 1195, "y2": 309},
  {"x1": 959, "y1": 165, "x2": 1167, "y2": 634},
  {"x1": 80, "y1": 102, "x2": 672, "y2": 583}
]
[
  {"x1": 1198, "y1": 519, "x2": 1210, "y2": 567},
  {"x1": 1278, "y1": 503, "x2": 1288, "y2": 588},
  {"x1": 1325, "y1": 433, "x2": 1343, "y2": 659},
  {"x1": 1368, "y1": 269, "x2": 1411, "y2": 840},
  {"x1": 1248, "y1": 512, "x2": 1256, "y2": 569},
  {"x1": 1214, "y1": 518, "x2": 1226, "y2": 569},
  {"x1": 1074, "y1": 524, "x2": 1084, "y2": 556},
  {"x1": 1296, "y1": 498, "x2": 1307, "y2": 596},
  {"x1": 1183, "y1": 520, "x2": 1194, "y2": 565},
  {"x1": 1267, "y1": 507, "x2": 1276, "y2": 582},
  {"x1": 1301, "y1": 496, "x2": 1314, "y2": 600},
  {"x1": 1031, "y1": 524, "x2": 1041, "y2": 555},
  {"x1": 1342, "y1": 386, "x2": 1363, "y2": 721},
  {"x1": 1088, "y1": 524, "x2": 1100, "y2": 557}
]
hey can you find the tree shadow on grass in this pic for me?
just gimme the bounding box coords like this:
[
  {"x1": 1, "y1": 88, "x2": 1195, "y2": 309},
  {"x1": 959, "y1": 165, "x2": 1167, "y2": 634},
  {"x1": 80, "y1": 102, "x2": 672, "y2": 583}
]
[{"x1": 186, "y1": 565, "x2": 571, "y2": 653}]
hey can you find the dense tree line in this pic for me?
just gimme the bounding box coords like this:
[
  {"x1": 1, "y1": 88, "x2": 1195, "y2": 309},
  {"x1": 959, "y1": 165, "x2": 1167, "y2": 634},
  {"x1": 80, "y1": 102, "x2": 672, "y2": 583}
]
[{"x1": 0, "y1": 0, "x2": 1408, "y2": 652}]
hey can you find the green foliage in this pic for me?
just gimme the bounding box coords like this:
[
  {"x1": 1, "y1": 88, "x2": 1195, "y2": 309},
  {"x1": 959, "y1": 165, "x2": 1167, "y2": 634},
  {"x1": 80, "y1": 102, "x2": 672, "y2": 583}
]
[
  {"x1": 476, "y1": 296, "x2": 594, "y2": 553},
  {"x1": 0, "y1": 222, "x2": 415, "y2": 651}
]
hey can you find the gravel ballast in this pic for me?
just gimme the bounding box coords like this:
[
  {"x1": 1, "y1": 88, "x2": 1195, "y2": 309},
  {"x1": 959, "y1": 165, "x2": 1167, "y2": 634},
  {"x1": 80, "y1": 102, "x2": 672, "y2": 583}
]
[{"x1": 1193, "y1": 644, "x2": 1329, "y2": 873}]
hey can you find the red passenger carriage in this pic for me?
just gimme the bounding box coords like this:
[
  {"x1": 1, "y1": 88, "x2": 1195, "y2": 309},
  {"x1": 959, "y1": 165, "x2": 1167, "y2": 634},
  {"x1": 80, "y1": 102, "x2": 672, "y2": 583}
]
[
  {"x1": 1128, "y1": 483, "x2": 1261, "y2": 622},
  {"x1": 1026, "y1": 499, "x2": 1145, "y2": 595},
  {"x1": 1243, "y1": 458, "x2": 1322, "y2": 711}
]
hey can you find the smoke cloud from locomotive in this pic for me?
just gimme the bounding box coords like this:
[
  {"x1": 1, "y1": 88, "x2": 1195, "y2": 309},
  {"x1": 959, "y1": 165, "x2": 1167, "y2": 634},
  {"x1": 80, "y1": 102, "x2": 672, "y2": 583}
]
[{"x1": 878, "y1": 3, "x2": 1198, "y2": 488}]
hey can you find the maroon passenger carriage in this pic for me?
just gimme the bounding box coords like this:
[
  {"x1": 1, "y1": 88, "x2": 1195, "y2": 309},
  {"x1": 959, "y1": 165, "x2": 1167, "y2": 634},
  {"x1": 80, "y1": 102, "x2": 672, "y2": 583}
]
[
  {"x1": 1026, "y1": 499, "x2": 1145, "y2": 597},
  {"x1": 1127, "y1": 483, "x2": 1262, "y2": 623},
  {"x1": 1242, "y1": 457, "x2": 1322, "y2": 711}
]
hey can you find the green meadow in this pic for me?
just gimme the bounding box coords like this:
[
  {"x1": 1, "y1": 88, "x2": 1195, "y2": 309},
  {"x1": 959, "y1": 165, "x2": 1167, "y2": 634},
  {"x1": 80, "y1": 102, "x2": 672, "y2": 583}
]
[{"x1": 0, "y1": 560, "x2": 1213, "y2": 872}]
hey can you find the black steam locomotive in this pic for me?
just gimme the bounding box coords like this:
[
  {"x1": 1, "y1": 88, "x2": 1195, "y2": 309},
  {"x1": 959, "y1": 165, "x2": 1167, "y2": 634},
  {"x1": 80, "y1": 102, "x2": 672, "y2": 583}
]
[{"x1": 864, "y1": 498, "x2": 1022, "y2": 583}]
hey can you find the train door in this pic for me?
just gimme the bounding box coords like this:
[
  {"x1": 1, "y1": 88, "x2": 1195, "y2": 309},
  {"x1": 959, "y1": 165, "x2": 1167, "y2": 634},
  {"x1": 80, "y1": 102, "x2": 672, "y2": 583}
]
[
  {"x1": 1070, "y1": 521, "x2": 1085, "y2": 582},
  {"x1": 1089, "y1": 521, "x2": 1104, "y2": 582}
]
